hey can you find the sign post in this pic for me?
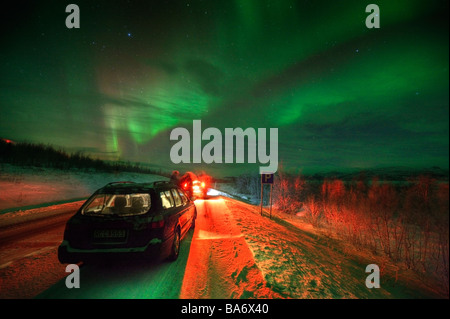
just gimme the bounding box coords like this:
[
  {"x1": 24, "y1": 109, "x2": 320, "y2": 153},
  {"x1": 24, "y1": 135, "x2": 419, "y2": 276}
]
[
  {"x1": 260, "y1": 180, "x2": 264, "y2": 216},
  {"x1": 269, "y1": 183, "x2": 273, "y2": 219},
  {"x1": 261, "y1": 173, "x2": 274, "y2": 218}
]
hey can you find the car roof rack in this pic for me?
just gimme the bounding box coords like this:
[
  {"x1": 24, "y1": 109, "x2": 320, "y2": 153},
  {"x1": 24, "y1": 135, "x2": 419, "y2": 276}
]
[
  {"x1": 152, "y1": 181, "x2": 171, "y2": 186},
  {"x1": 104, "y1": 181, "x2": 136, "y2": 187}
]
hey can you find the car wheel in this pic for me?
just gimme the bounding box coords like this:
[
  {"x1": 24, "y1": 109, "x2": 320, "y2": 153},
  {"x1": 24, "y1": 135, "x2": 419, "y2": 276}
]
[
  {"x1": 168, "y1": 229, "x2": 180, "y2": 261},
  {"x1": 58, "y1": 246, "x2": 77, "y2": 264}
]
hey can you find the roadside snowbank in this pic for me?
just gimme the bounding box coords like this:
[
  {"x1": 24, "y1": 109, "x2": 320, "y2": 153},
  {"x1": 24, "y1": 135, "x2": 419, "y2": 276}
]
[{"x1": 0, "y1": 164, "x2": 167, "y2": 212}]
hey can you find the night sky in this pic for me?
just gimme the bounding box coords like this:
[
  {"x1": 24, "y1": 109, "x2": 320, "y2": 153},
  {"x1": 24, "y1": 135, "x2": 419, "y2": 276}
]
[{"x1": 1, "y1": 0, "x2": 448, "y2": 177}]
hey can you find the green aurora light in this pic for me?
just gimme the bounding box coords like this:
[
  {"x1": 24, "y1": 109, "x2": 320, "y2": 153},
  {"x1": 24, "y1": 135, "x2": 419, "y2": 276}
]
[{"x1": 0, "y1": 0, "x2": 448, "y2": 176}]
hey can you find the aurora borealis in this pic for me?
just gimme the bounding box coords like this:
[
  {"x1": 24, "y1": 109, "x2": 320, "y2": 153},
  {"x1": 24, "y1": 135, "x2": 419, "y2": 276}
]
[{"x1": 1, "y1": 0, "x2": 448, "y2": 176}]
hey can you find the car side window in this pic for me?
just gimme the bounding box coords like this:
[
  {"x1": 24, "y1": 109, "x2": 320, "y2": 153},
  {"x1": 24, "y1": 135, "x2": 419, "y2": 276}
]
[
  {"x1": 160, "y1": 191, "x2": 174, "y2": 209},
  {"x1": 165, "y1": 190, "x2": 175, "y2": 207},
  {"x1": 178, "y1": 189, "x2": 188, "y2": 205},
  {"x1": 171, "y1": 189, "x2": 182, "y2": 207}
]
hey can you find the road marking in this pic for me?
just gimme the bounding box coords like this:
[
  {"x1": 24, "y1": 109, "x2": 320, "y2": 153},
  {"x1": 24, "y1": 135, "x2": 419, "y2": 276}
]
[
  {"x1": 196, "y1": 230, "x2": 243, "y2": 240},
  {"x1": 0, "y1": 261, "x2": 13, "y2": 270},
  {"x1": 0, "y1": 245, "x2": 58, "y2": 269},
  {"x1": 23, "y1": 245, "x2": 58, "y2": 258}
]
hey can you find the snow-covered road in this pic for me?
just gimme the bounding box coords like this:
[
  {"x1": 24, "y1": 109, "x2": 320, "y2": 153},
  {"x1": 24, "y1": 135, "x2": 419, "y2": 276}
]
[
  {"x1": 0, "y1": 195, "x2": 440, "y2": 299},
  {"x1": 180, "y1": 197, "x2": 279, "y2": 299}
]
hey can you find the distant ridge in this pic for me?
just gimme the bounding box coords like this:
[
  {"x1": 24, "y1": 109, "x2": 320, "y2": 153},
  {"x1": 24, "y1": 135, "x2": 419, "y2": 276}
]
[{"x1": 304, "y1": 166, "x2": 449, "y2": 181}]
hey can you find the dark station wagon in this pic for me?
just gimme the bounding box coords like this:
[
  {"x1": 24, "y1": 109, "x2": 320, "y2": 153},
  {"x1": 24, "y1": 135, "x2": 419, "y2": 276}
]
[{"x1": 58, "y1": 181, "x2": 197, "y2": 264}]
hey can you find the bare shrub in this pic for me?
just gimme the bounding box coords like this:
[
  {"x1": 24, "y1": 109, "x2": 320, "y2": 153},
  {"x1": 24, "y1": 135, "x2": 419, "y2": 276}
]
[
  {"x1": 320, "y1": 179, "x2": 346, "y2": 230},
  {"x1": 272, "y1": 168, "x2": 305, "y2": 214},
  {"x1": 368, "y1": 179, "x2": 399, "y2": 258},
  {"x1": 304, "y1": 196, "x2": 322, "y2": 227},
  {"x1": 232, "y1": 171, "x2": 449, "y2": 295}
]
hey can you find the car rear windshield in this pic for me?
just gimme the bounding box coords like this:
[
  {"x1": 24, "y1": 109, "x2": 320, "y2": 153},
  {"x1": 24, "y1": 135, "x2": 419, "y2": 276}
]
[{"x1": 82, "y1": 193, "x2": 151, "y2": 216}]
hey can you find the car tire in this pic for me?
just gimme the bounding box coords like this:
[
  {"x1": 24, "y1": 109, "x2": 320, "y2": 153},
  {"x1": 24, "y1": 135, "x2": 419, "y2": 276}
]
[
  {"x1": 168, "y1": 229, "x2": 180, "y2": 261},
  {"x1": 58, "y1": 246, "x2": 77, "y2": 264}
]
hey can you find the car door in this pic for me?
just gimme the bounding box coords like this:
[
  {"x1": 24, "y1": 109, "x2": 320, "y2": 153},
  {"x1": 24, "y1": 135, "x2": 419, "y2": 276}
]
[
  {"x1": 171, "y1": 188, "x2": 190, "y2": 236},
  {"x1": 160, "y1": 190, "x2": 177, "y2": 241},
  {"x1": 178, "y1": 188, "x2": 195, "y2": 230}
]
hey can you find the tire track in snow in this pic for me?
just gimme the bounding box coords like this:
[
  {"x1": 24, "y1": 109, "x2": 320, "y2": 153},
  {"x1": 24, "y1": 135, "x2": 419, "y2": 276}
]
[
  {"x1": 180, "y1": 197, "x2": 280, "y2": 299},
  {"x1": 224, "y1": 198, "x2": 398, "y2": 299}
]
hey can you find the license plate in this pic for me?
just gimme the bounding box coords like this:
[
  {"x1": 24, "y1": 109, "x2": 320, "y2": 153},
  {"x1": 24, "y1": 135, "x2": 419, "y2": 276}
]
[{"x1": 94, "y1": 229, "x2": 126, "y2": 239}]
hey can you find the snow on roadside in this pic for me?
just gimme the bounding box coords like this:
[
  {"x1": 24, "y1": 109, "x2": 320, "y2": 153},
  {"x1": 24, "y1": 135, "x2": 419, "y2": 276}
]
[
  {"x1": 215, "y1": 183, "x2": 445, "y2": 298},
  {"x1": 213, "y1": 183, "x2": 259, "y2": 204},
  {"x1": 0, "y1": 164, "x2": 167, "y2": 225},
  {"x1": 223, "y1": 198, "x2": 442, "y2": 298},
  {"x1": 180, "y1": 198, "x2": 281, "y2": 299},
  {"x1": 0, "y1": 164, "x2": 167, "y2": 211},
  {"x1": 0, "y1": 201, "x2": 84, "y2": 229}
]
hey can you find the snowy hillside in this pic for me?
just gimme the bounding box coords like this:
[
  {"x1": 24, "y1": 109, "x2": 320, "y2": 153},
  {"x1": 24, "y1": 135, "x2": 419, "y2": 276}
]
[{"x1": 0, "y1": 164, "x2": 167, "y2": 212}]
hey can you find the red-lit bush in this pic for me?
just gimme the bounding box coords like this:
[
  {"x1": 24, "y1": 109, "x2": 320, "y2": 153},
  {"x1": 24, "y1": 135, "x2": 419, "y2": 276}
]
[
  {"x1": 232, "y1": 170, "x2": 448, "y2": 295},
  {"x1": 272, "y1": 167, "x2": 305, "y2": 214}
]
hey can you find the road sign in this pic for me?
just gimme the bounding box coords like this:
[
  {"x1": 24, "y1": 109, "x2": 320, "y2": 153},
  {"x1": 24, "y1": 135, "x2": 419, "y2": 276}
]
[
  {"x1": 260, "y1": 173, "x2": 274, "y2": 219},
  {"x1": 261, "y1": 173, "x2": 274, "y2": 184}
]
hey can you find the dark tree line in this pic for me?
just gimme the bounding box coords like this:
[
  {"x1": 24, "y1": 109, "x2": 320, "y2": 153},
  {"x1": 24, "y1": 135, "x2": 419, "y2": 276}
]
[{"x1": 0, "y1": 139, "x2": 168, "y2": 176}]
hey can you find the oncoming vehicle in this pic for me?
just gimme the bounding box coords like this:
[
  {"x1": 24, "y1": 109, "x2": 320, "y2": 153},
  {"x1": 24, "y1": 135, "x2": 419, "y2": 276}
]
[
  {"x1": 58, "y1": 181, "x2": 196, "y2": 264},
  {"x1": 180, "y1": 172, "x2": 211, "y2": 199},
  {"x1": 191, "y1": 179, "x2": 207, "y2": 198}
]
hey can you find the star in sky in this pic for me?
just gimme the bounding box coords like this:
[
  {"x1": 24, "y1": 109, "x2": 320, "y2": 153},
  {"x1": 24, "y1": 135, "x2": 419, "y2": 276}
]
[{"x1": 0, "y1": 0, "x2": 448, "y2": 176}]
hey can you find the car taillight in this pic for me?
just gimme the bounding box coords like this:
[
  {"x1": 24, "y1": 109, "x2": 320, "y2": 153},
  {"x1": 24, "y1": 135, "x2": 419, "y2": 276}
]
[
  {"x1": 150, "y1": 219, "x2": 165, "y2": 228},
  {"x1": 201, "y1": 182, "x2": 205, "y2": 188}
]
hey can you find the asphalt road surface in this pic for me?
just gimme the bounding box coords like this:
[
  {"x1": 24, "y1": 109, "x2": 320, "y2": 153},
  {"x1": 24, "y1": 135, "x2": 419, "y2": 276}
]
[
  {"x1": 0, "y1": 195, "x2": 272, "y2": 299},
  {"x1": 0, "y1": 194, "x2": 442, "y2": 299}
]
